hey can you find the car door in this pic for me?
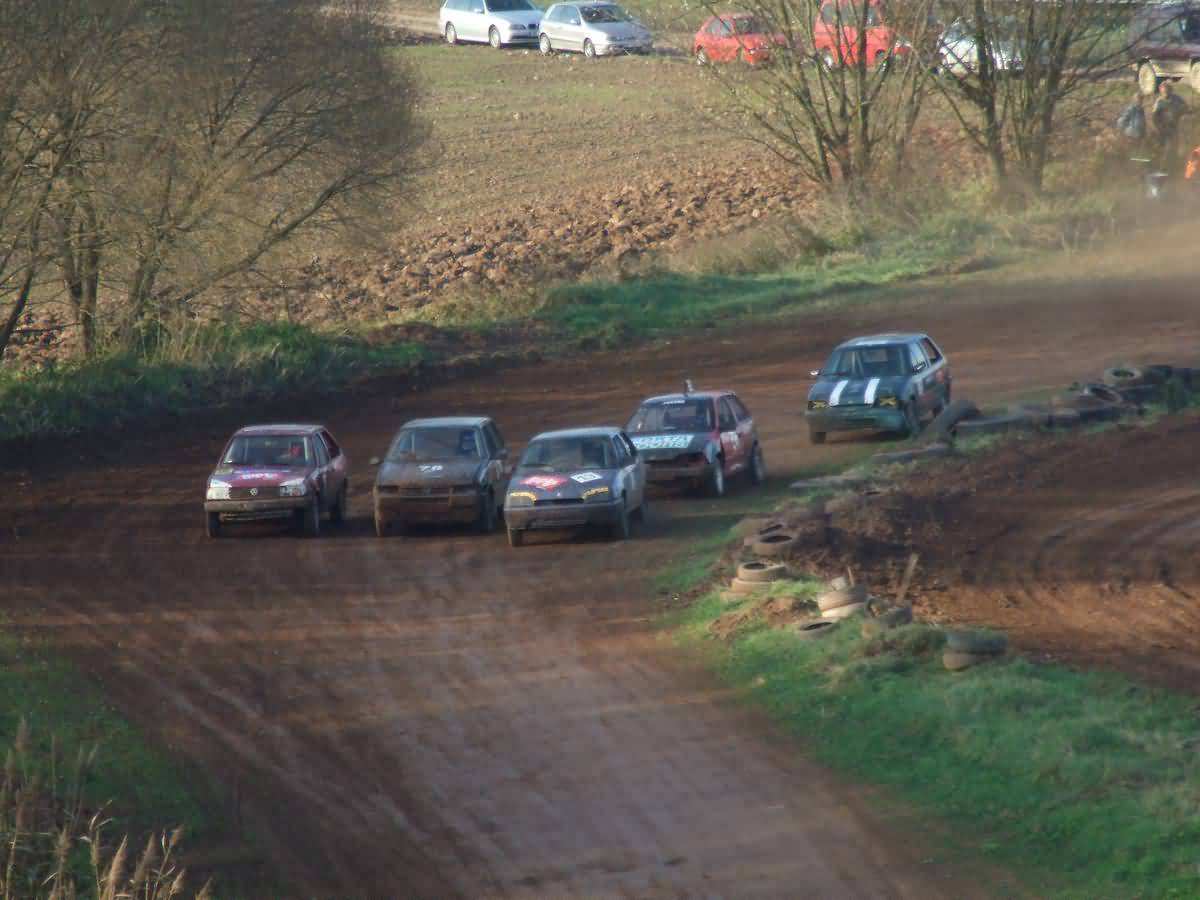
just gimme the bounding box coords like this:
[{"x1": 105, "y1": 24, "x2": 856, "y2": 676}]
[
  {"x1": 906, "y1": 342, "x2": 938, "y2": 417},
  {"x1": 713, "y1": 17, "x2": 737, "y2": 61},
  {"x1": 482, "y1": 421, "x2": 508, "y2": 491},
  {"x1": 814, "y1": 0, "x2": 837, "y2": 59},
  {"x1": 461, "y1": 0, "x2": 486, "y2": 41},
  {"x1": 311, "y1": 433, "x2": 331, "y2": 509},
  {"x1": 728, "y1": 394, "x2": 756, "y2": 460},
  {"x1": 617, "y1": 432, "x2": 645, "y2": 508},
  {"x1": 919, "y1": 337, "x2": 951, "y2": 407},
  {"x1": 319, "y1": 430, "x2": 348, "y2": 501},
  {"x1": 717, "y1": 397, "x2": 744, "y2": 473}
]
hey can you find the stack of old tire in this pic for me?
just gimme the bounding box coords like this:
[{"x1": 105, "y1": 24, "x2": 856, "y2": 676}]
[
  {"x1": 728, "y1": 559, "x2": 788, "y2": 597},
  {"x1": 942, "y1": 629, "x2": 1008, "y2": 671},
  {"x1": 815, "y1": 577, "x2": 868, "y2": 620}
]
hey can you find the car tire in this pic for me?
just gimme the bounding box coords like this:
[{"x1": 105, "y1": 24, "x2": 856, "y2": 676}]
[
  {"x1": 695, "y1": 47, "x2": 708, "y2": 65},
  {"x1": 374, "y1": 507, "x2": 390, "y2": 538},
  {"x1": 476, "y1": 490, "x2": 497, "y2": 534},
  {"x1": 1138, "y1": 61, "x2": 1160, "y2": 96},
  {"x1": 489, "y1": 26, "x2": 502, "y2": 49},
  {"x1": 540, "y1": 33, "x2": 553, "y2": 54},
  {"x1": 302, "y1": 498, "x2": 321, "y2": 538},
  {"x1": 820, "y1": 49, "x2": 836, "y2": 69},
  {"x1": 610, "y1": 497, "x2": 631, "y2": 540},
  {"x1": 445, "y1": 23, "x2": 457, "y2": 45},
  {"x1": 707, "y1": 460, "x2": 725, "y2": 498},
  {"x1": 507, "y1": 526, "x2": 524, "y2": 547},
  {"x1": 749, "y1": 444, "x2": 766, "y2": 485},
  {"x1": 810, "y1": 429, "x2": 827, "y2": 445},
  {"x1": 633, "y1": 495, "x2": 647, "y2": 524},
  {"x1": 738, "y1": 561, "x2": 787, "y2": 583},
  {"x1": 583, "y1": 39, "x2": 596, "y2": 58},
  {"x1": 796, "y1": 620, "x2": 838, "y2": 640},
  {"x1": 331, "y1": 484, "x2": 348, "y2": 525},
  {"x1": 205, "y1": 512, "x2": 221, "y2": 539}
]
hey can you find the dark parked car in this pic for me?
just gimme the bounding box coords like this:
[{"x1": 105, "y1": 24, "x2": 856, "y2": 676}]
[
  {"x1": 1131, "y1": 3, "x2": 1200, "y2": 94},
  {"x1": 372, "y1": 416, "x2": 509, "y2": 536},
  {"x1": 625, "y1": 388, "x2": 764, "y2": 497},
  {"x1": 503, "y1": 427, "x2": 646, "y2": 546},
  {"x1": 204, "y1": 424, "x2": 349, "y2": 538},
  {"x1": 805, "y1": 333, "x2": 951, "y2": 443}
]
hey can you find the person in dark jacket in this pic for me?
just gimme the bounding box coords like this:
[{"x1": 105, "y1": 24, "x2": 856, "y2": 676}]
[{"x1": 1151, "y1": 81, "x2": 1188, "y2": 170}]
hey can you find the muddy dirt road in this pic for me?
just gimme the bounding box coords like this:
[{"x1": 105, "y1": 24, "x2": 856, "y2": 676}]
[{"x1": 3, "y1": 259, "x2": 1199, "y2": 896}]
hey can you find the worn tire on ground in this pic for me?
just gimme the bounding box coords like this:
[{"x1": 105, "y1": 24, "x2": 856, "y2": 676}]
[
  {"x1": 1103, "y1": 366, "x2": 1147, "y2": 388},
  {"x1": 943, "y1": 650, "x2": 1000, "y2": 672},
  {"x1": 729, "y1": 576, "x2": 771, "y2": 596},
  {"x1": 796, "y1": 619, "x2": 839, "y2": 639},
  {"x1": 861, "y1": 605, "x2": 913, "y2": 637},
  {"x1": 926, "y1": 399, "x2": 982, "y2": 441},
  {"x1": 750, "y1": 532, "x2": 799, "y2": 559},
  {"x1": 816, "y1": 585, "x2": 868, "y2": 612},
  {"x1": 944, "y1": 630, "x2": 1008, "y2": 655},
  {"x1": 954, "y1": 412, "x2": 1035, "y2": 437},
  {"x1": 738, "y1": 561, "x2": 788, "y2": 583},
  {"x1": 822, "y1": 602, "x2": 868, "y2": 621}
]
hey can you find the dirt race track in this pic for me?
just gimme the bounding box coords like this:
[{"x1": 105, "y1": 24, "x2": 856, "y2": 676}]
[{"x1": 3, "y1": 251, "x2": 1200, "y2": 896}]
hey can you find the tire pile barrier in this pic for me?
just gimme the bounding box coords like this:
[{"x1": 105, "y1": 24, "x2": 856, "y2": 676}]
[
  {"x1": 942, "y1": 629, "x2": 1009, "y2": 671},
  {"x1": 727, "y1": 560, "x2": 789, "y2": 597}
]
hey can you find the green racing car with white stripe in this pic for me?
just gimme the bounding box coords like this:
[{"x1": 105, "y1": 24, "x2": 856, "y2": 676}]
[{"x1": 804, "y1": 333, "x2": 952, "y2": 444}]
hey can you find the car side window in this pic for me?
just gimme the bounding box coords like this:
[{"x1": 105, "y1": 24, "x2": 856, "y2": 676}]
[
  {"x1": 320, "y1": 430, "x2": 342, "y2": 459},
  {"x1": 612, "y1": 436, "x2": 630, "y2": 466},
  {"x1": 908, "y1": 342, "x2": 928, "y2": 372},
  {"x1": 729, "y1": 395, "x2": 751, "y2": 421},
  {"x1": 718, "y1": 399, "x2": 737, "y2": 432},
  {"x1": 567, "y1": 7, "x2": 581, "y2": 25},
  {"x1": 920, "y1": 338, "x2": 942, "y2": 363},
  {"x1": 820, "y1": 2, "x2": 836, "y2": 24},
  {"x1": 621, "y1": 433, "x2": 638, "y2": 459},
  {"x1": 313, "y1": 436, "x2": 329, "y2": 467}
]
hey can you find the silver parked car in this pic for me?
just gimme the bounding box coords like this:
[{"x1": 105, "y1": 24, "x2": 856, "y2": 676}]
[
  {"x1": 937, "y1": 18, "x2": 1023, "y2": 75},
  {"x1": 539, "y1": 1, "x2": 653, "y2": 57},
  {"x1": 440, "y1": 0, "x2": 542, "y2": 49}
]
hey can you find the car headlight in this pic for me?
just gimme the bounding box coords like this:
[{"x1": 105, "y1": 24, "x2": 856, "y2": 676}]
[
  {"x1": 893, "y1": 40, "x2": 911, "y2": 51},
  {"x1": 507, "y1": 491, "x2": 536, "y2": 508},
  {"x1": 808, "y1": 399, "x2": 828, "y2": 411},
  {"x1": 279, "y1": 479, "x2": 308, "y2": 497},
  {"x1": 582, "y1": 486, "x2": 611, "y2": 502},
  {"x1": 206, "y1": 482, "x2": 231, "y2": 501},
  {"x1": 876, "y1": 393, "x2": 899, "y2": 408}
]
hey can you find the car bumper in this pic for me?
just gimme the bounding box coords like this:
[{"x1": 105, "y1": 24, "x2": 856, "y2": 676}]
[
  {"x1": 595, "y1": 39, "x2": 652, "y2": 55},
  {"x1": 505, "y1": 499, "x2": 621, "y2": 531},
  {"x1": 806, "y1": 408, "x2": 906, "y2": 433},
  {"x1": 501, "y1": 32, "x2": 539, "y2": 43},
  {"x1": 205, "y1": 497, "x2": 308, "y2": 520},
  {"x1": 375, "y1": 491, "x2": 479, "y2": 524},
  {"x1": 645, "y1": 460, "x2": 709, "y2": 484}
]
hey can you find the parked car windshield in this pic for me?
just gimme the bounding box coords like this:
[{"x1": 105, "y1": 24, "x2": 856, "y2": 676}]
[
  {"x1": 733, "y1": 16, "x2": 764, "y2": 34},
  {"x1": 223, "y1": 435, "x2": 313, "y2": 467},
  {"x1": 520, "y1": 436, "x2": 616, "y2": 469},
  {"x1": 487, "y1": 0, "x2": 537, "y2": 9},
  {"x1": 388, "y1": 427, "x2": 482, "y2": 462},
  {"x1": 822, "y1": 345, "x2": 911, "y2": 378},
  {"x1": 582, "y1": 4, "x2": 632, "y2": 23},
  {"x1": 626, "y1": 399, "x2": 714, "y2": 433}
]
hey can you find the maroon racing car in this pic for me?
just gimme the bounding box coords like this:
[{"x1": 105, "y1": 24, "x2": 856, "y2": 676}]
[
  {"x1": 625, "y1": 386, "x2": 765, "y2": 497},
  {"x1": 204, "y1": 424, "x2": 350, "y2": 538}
]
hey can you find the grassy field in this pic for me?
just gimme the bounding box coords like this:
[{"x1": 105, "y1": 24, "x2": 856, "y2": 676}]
[{"x1": 663, "y1": 454, "x2": 1200, "y2": 899}]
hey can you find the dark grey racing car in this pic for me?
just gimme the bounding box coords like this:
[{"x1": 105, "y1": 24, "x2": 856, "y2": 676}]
[{"x1": 503, "y1": 426, "x2": 646, "y2": 547}]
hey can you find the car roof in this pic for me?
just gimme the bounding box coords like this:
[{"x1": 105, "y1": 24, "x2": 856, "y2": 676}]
[
  {"x1": 400, "y1": 416, "x2": 490, "y2": 429},
  {"x1": 639, "y1": 391, "x2": 729, "y2": 404},
  {"x1": 235, "y1": 424, "x2": 324, "y2": 436},
  {"x1": 529, "y1": 426, "x2": 623, "y2": 441},
  {"x1": 838, "y1": 332, "x2": 929, "y2": 348}
]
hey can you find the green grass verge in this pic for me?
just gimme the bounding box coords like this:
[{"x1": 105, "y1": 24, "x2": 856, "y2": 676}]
[
  {"x1": 663, "y1": 483, "x2": 1200, "y2": 898},
  {"x1": 0, "y1": 323, "x2": 427, "y2": 443},
  {"x1": 0, "y1": 626, "x2": 215, "y2": 840}
]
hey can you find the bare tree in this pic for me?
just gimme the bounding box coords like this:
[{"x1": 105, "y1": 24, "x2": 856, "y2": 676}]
[{"x1": 693, "y1": 0, "x2": 939, "y2": 202}]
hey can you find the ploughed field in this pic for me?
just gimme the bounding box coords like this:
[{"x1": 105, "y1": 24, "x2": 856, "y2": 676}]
[{"x1": 3, "y1": 239, "x2": 1200, "y2": 894}]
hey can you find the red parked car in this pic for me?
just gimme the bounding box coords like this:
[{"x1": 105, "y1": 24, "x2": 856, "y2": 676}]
[
  {"x1": 812, "y1": 0, "x2": 910, "y2": 68},
  {"x1": 625, "y1": 387, "x2": 765, "y2": 497},
  {"x1": 693, "y1": 12, "x2": 784, "y2": 65},
  {"x1": 204, "y1": 424, "x2": 350, "y2": 538}
]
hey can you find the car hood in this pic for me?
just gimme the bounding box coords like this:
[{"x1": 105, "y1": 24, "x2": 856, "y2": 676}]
[
  {"x1": 808, "y1": 375, "x2": 909, "y2": 406},
  {"x1": 377, "y1": 459, "x2": 483, "y2": 487},
  {"x1": 628, "y1": 432, "x2": 711, "y2": 459},
  {"x1": 491, "y1": 10, "x2": 541, "y2": 25},
  {"x1": 210, "y1": 465, "x2": 311, "y2": 487},
  {"x1": 586, "y1": 21, "x2": 648, "y2": 39},
  {"x1": 507, "y1": 468, "x2": 617, "y2": 500}
]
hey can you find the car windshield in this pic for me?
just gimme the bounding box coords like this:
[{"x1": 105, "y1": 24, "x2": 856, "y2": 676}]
[
  {"x1": 520, "y1": 436, "x2": 616, "y2": 469},
  {"x1": 488, "y1": 0, "x2": 536, "y2": 9},
  {"x1": 387, "y1": 427, "x2": 482, "y2": 462},
  {"x1": 733, "y1": 16, "x2": 763, "y2": 34},
  {"x1": 1183, "y1": 13, "x2": 1200, "y2": 40},
  {"x1": 582, "y1": 4, "x2": 632, "y2": 23},
  {"x1": 626, "y1": 399, "x2": 714, "y2": 433},
  {"x1": 223, "y1": 434, "x2": 313, "y2": 467},
  {"x1": 822, "y1": 345, "x2": 911, "y2": 378}
]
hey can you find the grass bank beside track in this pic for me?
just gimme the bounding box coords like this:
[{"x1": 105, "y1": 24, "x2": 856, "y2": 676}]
[{"x1": 661, "y1": 432, "x2": 1200, "y2": 899}]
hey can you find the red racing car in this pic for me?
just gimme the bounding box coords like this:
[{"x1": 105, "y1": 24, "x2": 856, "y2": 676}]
[{"x1": 204, "y1": 424, "x2": 350, "y2": 538}]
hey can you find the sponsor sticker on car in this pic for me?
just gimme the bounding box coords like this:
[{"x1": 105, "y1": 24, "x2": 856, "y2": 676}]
[
  {"x1": 570, "y1": 471, "x2": 603, "y2": 483},
  {"x1": 630, "y1": 434, "x2": 694, "y2": 450},
  {"x1": 419, "y1": 464, "x2": 444, "y2": 474},
  {"x1": 522, "y1": 475, "x2": 568, "y2": 491}
]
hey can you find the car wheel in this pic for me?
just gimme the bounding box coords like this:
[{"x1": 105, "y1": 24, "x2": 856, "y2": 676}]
[
  {"x1": 874, "y1": 49, "x2": 889, "y2": 71},
  {"x1": 507, "y1": 526, "x2": 524, "y2": 548},
  {"x1": 749, "y1": 444, "x2": 766, "y2": 485},
  {"x1": 695, "y1": 47, "x2": 708, "y2": 65},
  {"x1": 330, "y1": 484, "x2": 348, "y2": 525},
  {"x1": 820, "y1": 49, "x2": 836, "y2": 69},
  {"x1": 902, "y1": 402, "x2": 922, "y2": 438},
  {"x1": 633, "y1": 494, "x2": 647, "y2": 524},
  {"x1": 707, "y1": 460, "x2": 726, "y2": 498},
  {"x1": 476, "y1": 490, "x2": 497, "y2": 534},
  {"x1": 810, "y1": 430, "x2": 827, "y2": 445},
  {"x1": 445, "y1": 23, "x2": 457, "y2": 45},
  {"x1": 302, "y1": 498, "x2": 321, "y2": 537},
  {"x1": 489, "y1": 26, "x2": 502, "y2": 49},
  {"x1": 583, "y1": 39, "x2": 596, "y2": 58},
  {"x1": 374, "y1": 507, "x2": 390, "y2": 537},
  {"x1": 205, "y1": 512, "x2": 221, "y2": 539},
  {"x1": 1138, "y1": 62, "x2": 1160, "y2": 96},
  {"x1": 610, "y1": 497, "x2": 631, "y2": 540},
  {"x1": 540, "y1": 33, "x2": 553, "y2": 54}
]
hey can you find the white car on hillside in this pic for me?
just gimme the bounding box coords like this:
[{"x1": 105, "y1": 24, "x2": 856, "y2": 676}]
[{"x1": 440, "y1": 0, "x2": 542, "y2": 48}]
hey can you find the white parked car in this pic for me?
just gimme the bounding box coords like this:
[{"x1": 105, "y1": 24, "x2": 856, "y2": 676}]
[
  {"x1": 937, "y1": 19, "x2": 1023, "y2": 75},
  {"x1": 539, "y1": 1, "x2": 653, "y2": 57},
  {"x1": 440, "y1": 0, "x2": 542, "y2": 49}
]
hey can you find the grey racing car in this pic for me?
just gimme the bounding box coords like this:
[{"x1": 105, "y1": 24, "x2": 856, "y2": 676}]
[
  {"x1": 805, "y1": 333, "x2": 952, "y2": 443},
  {"x1": 503, "y1": 426, "x2": 646, "y2": 546}
]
